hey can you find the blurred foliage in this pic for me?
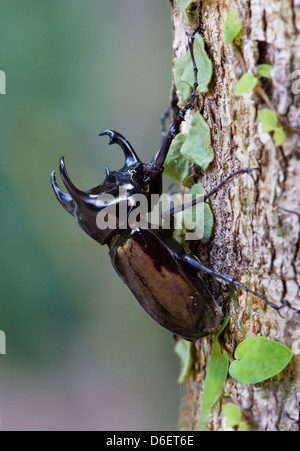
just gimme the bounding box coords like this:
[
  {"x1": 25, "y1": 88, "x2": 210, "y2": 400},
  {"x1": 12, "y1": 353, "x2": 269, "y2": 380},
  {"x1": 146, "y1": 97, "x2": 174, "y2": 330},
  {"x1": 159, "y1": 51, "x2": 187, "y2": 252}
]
[{"x1": 0, "y1": 0, "x2": 179, "y2": 430}]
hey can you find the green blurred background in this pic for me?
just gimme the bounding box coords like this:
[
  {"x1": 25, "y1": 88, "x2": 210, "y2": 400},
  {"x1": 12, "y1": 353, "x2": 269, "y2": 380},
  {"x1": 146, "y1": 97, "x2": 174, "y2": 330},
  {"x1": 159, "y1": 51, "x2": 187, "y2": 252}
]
[{"x1": 0, "y1": 0, "x2": 181, "y2": 430}]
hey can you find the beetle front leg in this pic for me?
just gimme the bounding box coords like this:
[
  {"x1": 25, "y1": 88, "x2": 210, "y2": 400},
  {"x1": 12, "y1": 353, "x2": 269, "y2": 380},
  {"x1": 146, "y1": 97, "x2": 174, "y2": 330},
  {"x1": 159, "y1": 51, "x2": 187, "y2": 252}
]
[
  {"x1": 154, "y1": 28, "x2": 200, "y2": 170},
  {"x1": 160, "y1": 107, "x2": 170, "y2": 144},
  {"x1": 175, "y1": 253, "x2": 288, "y2": 313}
]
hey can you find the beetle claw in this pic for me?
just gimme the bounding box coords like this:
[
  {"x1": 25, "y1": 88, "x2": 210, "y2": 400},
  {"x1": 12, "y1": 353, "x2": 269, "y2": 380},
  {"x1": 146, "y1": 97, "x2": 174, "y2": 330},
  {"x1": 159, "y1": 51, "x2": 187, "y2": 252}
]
[{"x1": 51, "y1": 170, "x2": 75, "y2": 214}]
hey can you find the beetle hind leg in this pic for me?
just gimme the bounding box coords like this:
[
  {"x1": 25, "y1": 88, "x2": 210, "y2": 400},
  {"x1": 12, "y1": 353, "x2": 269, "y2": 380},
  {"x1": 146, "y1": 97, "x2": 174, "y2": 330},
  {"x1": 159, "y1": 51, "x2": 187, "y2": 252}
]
[{"x1": 176, "y1": 253, "x2": 288, "y2": 313}]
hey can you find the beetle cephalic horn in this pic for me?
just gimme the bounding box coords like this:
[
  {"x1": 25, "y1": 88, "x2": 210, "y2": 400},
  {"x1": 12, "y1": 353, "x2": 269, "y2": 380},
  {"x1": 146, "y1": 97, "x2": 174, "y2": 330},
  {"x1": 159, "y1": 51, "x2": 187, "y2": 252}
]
[
  {"x1": 59, "y1": 157, "x2": 89, "y2": 201},
  {"x1": 51, "y1": 170, "x2": 75, "y2": 214},
  {"x1": 98, "y1": 129, "x2": 141, "y2": 167}
]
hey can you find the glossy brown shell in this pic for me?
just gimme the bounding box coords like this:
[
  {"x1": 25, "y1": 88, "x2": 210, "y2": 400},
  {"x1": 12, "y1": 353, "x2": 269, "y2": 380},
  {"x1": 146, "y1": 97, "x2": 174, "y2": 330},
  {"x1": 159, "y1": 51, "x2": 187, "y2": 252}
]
[{"x1": 109, "y1": 228, "x2": 223, "y2": 340}]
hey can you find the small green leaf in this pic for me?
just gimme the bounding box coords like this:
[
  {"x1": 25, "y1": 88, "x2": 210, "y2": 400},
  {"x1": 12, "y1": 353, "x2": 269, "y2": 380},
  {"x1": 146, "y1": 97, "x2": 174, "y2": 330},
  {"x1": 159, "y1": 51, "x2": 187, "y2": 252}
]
[
  {"x1": 229, "y1": 337, "x2": 293, "y2": 384},
  {"x1": 222, "y1": 404, "x2": 242, "y2": 426},
  {"x1": 198, "y1": 341, "x2": 229, "y2": 430},
  {"x1": 222, "y1": 403, "x2": 249, "y2": 431},
  {"x1": 177, "y1": 0, "x2": 198, "y2": 25},
  {"x1": 274, "y1": 127, "x2": 286, "y2": 146},
  {"x1": 174, "y1": 54, "x2": 193, "y2": 104},
  {"x1": 180, "y1": 112, "x2": 214, "y2": 171},
  {"x1": 182, "y1": 183, "x2": 214, "y2": 243},
  {"x1": 238, "y1": 421, "x2": 249, "y2": 431},
  {"x1": 258, "y1": 109, "x2": 278, "y2": 132},
  {"x1": 235, "y1": 73, "x2": 259, "y2": 96},
  {"x1": 174, "y1": 339, "x2": 193, "y2": 383},
  {"x1": 223, "y1": 8, "x2": 243, "y2": 45},
  {"x1": 164, "y1": 133, "x2": 191, "y2": 188},
  {"x1": 174, "y1": 34, "x2": 212, "y2": 104},
  {"x1": 181, "y1": 172, "x2": 193, "y2": 189},
  {"x1": 257, "y1": 64, "x2": 272, "y2": 78},
  {"x1": 198, "y1": 317, "x2": 229, "y2": 430}
]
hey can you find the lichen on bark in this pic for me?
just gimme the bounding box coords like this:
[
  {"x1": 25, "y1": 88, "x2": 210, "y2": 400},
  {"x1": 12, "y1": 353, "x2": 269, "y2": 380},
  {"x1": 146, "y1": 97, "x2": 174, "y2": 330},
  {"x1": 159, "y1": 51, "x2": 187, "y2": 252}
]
[{"x1": 170, "y1": 0, "x2": 300, "y2": 431}]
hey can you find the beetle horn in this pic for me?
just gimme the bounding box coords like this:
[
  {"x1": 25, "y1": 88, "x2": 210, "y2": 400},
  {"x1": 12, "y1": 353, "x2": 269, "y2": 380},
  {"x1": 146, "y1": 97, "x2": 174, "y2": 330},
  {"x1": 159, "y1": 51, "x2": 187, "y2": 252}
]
[
  {"x1": 98, "y1": 129, "x2": 141, "y2": 167},
  {"x1": 59, "y1": 157, "x2": 89, "y2": 201},
  {"x1": 51, "y1": 170, "x2": 75, "y2": 214}
]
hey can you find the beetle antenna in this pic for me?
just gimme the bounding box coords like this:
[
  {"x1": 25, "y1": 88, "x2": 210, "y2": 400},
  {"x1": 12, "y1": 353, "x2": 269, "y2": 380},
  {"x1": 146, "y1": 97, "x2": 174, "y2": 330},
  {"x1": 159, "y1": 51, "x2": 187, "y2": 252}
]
[{"x1": 155, "y1": 28, "x2": 200, "y2": 169}]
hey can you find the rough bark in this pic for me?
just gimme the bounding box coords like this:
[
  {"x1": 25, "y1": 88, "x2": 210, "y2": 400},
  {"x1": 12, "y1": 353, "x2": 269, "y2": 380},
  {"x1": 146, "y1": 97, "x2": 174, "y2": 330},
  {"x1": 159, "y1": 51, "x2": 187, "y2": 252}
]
[{"x1": 170, "y1": 0, "x2": 300, "y2": 431}]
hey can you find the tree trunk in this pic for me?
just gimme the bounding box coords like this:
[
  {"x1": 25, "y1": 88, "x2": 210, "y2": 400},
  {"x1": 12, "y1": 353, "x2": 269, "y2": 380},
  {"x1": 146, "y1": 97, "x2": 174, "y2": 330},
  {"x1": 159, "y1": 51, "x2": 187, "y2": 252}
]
[{"x1": 170, "y1": 0, "x2": 300, "y2": 431}]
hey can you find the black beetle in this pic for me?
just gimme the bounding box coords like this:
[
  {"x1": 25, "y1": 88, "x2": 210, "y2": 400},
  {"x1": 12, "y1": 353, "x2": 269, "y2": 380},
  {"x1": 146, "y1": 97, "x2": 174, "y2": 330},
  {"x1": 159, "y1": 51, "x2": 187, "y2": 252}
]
[{"x1": 51, "y1": 30, "x2": 284, "y2": 341}]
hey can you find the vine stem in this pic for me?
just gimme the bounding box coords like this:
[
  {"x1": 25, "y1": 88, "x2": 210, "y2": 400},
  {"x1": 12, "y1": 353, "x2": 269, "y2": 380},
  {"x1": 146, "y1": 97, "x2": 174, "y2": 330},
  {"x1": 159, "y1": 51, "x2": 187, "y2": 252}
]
[
  {"x1": 255, "y1": 85, "x2": 300, "y2": 136},
  {"x1": 232, "y1": 41, "x2": 300, "y2": 137}
]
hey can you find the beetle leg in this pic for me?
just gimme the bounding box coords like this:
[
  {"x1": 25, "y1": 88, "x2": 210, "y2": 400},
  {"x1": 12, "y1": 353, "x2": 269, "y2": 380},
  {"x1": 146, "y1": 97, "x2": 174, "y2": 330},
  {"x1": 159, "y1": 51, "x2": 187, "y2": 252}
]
[
  {"x1": 99, "y1": 129, "x2": 141, "y2": 167},
  {"x1": 202, "y1": 168, "x2": 257, "y2": 203},
  {"x1": 154, "y1": 28, "x2": 200, "y2": 169},
  {"x1": 175, "y1": 253, "x2": 288, "y2": 313},
  {"x1": 162, "y1": 168, "x2": 259, "y2": 218},
  {"x1": 160, "y1": 107, "x2": 170, "y2": 144}
]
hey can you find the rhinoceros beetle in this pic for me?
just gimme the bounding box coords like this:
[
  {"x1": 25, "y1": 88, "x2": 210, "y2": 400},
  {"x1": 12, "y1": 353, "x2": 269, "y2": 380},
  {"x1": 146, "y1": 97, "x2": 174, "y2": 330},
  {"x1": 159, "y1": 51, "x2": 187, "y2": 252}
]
[{"x1": 51, "y1": 30, "x2": 285, "y2": 341}]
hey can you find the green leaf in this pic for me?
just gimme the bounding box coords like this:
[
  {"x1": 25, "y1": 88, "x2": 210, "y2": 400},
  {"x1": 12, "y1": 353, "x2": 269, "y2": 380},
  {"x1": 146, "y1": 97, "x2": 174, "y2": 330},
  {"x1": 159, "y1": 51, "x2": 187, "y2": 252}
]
[
  {"x1": 198, "y1": 341, "x2": 229, "y2": 430},
  {"x1": 222, "y1": 404, "x2": 249, "y2": 431},
  {"x1": 174, "y1": 34, "x2": 212, "y2": 104},
  {"x1": 174, "y1": 55, "x2": 192, "y2": 104},
  {"x1": 258, "y1": 109, "x2": 278, "y2": 132},
  {"x1": 213, "y1": 316, "x2": 230, "y2": 340},
  {"x1": 182, "y1": 183, "x2": 214, "y2": 243},
  {"x1": 235, "y1": 73, "x2": 258, "y2": 96},
  {"x1": 257, "y1": 64, "x2": 272, "y2": 78},
  {"x1": 164, "y1": 133, "x2": 191, "y2": 188},
  {"x1": 180, "y1": 112, "x2": 214, "y2": 171},
  {"x1": 238, "y1": 421, "x2": 249, "y2": 431},
  {"x1": 223, "y1": 8, "x2": 243, "y2": 45},
  {"x1": 174, "y1": 339, "x2": 193, "y2": 383},
  {"x1": 222, "y1": 404, "x2": 242, "y2": 426},
  {"x1": 274, "y1": 127, "x2": 286, "y2": 146},
  {"x1": 177, "y1": 0, "x2": 198, "y2": 25},
  {"x1": 181, "y1": 172, "x2": 193, "y2": 189},
  {"x1": 229, "y1": 337, "x2": 293, "y2": 384},
  {"x1": 198, "y1": 317, "x2": 229, "y2": 430}
]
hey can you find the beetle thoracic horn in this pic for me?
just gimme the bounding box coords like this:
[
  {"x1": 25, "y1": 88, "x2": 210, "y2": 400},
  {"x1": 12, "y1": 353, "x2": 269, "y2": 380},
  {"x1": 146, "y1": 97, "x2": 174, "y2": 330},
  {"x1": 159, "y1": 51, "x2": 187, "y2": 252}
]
[{"x1": 98, "y1": 129, "x2": 141, "y2": 167}]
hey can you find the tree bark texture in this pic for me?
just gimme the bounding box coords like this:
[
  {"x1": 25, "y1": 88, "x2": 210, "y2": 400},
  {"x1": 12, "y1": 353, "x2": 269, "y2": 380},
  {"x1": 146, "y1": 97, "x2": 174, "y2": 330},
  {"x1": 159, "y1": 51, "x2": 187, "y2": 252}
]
[{"x1": 170, "y1": 0, "x2": 300, "y2": 431}]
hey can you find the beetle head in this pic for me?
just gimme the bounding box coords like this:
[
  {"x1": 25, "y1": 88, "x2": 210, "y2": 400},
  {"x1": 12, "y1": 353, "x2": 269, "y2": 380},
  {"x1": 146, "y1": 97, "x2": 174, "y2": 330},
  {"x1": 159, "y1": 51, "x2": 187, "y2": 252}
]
[{"x1": 51, "y1": 130, "x2": 163, "y2": 245}]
